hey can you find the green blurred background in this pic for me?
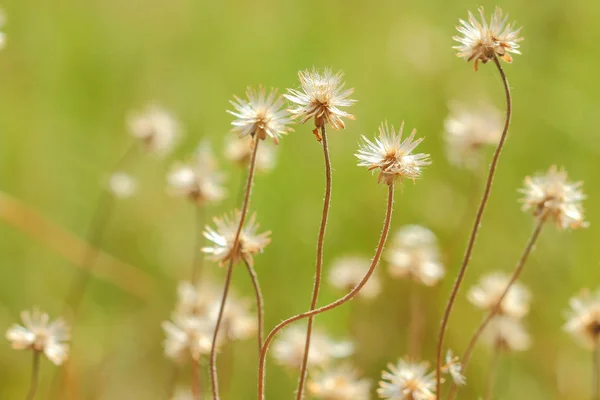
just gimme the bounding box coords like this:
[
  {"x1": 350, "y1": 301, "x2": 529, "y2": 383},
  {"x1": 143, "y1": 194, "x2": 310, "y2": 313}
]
[{"x1": 0, "y1": 0, "x2": 599, "y2": 398}]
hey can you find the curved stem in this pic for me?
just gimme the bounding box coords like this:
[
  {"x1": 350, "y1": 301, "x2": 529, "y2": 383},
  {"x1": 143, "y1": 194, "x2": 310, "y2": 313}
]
[
  {"x1": 191, "y1": 204, "x2": 205, "y2": 283},
  {"x1": 296, "y1": 125, "x2": 332, "y2": 400},
  {"x1": 447, "y1": 215, "x2": 546, "y2": 400},
  {"x1": 243, "y1": 257, "x2": 264, "y2": 356},
  {"x1": 436, "y1": 56, "x2": 512, "y2": 397},
  {"x1": 594, "y1": 341, "x2": 599, "y2": 400},
  {"x1": 258, "y1": 184, "x2": 395, "y2": 400},
  {"x1": 209, "y1": 138, "x2": 260, "y2": 400},
  {"x1": 26, "y1": 350, "x2": 41, "y2": 400}
]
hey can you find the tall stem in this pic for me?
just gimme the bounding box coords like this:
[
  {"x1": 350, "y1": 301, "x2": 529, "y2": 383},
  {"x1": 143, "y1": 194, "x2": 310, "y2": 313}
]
[
  {"x1": 209, "y1": 139, "x2": 260, "y2": 400},
  {"x1": 191, "y1": 204, "x2": 205, "y2": 283},
  {"x1": 192, "y1": 359, "x2": 202, "y2": 400},
  {"x1": 484, "y1": 345, "x2": 501, "y2": 400},
  {"x1": 408, "y1": 283, "x2": 422, "y2": 359},
  {"x1": 435, "y1": 56, "x2": 512, "y2": 397},
  {"x1": 26, "y1": 350, "x2": 41, "y2": 400},
  {"x1": 295, "y1": 125, "x2": 332, "y2": 400},
  {"x1": 594, "y1": 341, "x2": 599, "y2": 400},
  {"x1": 447, "y1": 215, "x2": 546, "y2": 400},
  {"x1": 257, "y1": 184, "x2": 395, "y2": 400},
  {"x1": 243, "y1": 258, "x2": 264, "y2": 355}
]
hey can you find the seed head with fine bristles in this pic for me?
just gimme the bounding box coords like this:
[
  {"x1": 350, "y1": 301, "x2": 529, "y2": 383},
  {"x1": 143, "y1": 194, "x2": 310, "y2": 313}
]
[
  {"x1": 356, "y1": 122, "x2": 431, "y2": 186},
  {"x1": 308, "y1": 364, "x2": 372, "y2": 400},
  {"x1": 377, "y1": 359, "x2": 436, "y2": 400},
  {"x1": 564, "y1": 288, "x2": 600, "y2": 349}
]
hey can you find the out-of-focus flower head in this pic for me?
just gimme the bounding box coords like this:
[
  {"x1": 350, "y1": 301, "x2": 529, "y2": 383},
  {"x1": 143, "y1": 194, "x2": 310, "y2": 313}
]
[
  {"x1": 564, "y1": 288, "x2": 600, "y2": 349},
  {"x1": 377, "y1": 358, "x2": 436, "y2": 400},
  {"x1": 128, "y1": 105, "x2": 181, "y2": 156},
  {"x1": 225, "y1": 134, "x2": 277, "y2": 173},
  {"x1": 328, "y1": 256, "x2": 381, "y2": 300},
  {"x1": 108, "y1": 172, "x2": 137, "y2": 199},
  {"x1": 484, "y1": 316, "x2": 530, "y2": 352},
  {"x1": 468, "y1": 272, "x2": 530, "y2": 318},
  {"x1": 308, "y1": 364, "x2": 372, "y2": 400}
]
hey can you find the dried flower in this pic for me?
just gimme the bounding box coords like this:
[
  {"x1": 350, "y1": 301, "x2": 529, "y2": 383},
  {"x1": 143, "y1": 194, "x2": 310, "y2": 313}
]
[
  {"x1": 377, "y1": 359, "x2": 436, "y2": 400},
  {"x1": 272, "y1": 326, "x2": 354, "y2": 370},
  {"x1": 202, "y1": 211, "x2": 271, "y2": 266},
  {"x1": 442, "y1": 350, "x2": 466, "y2": 386},
  {"x1": 167, "y1": 141, "x2": 226, "y2": 204},
  {"x1": 228, "y1": 86, "x2": 292, "y2": 144},
  {"x1": 225, "y1": 134, "x2": 277, "y2": 173},
  {"x1": 328, "y1": 256, "x2": 381, "y2": 299},
  {"x1": 484, "y1": 316, "x2": 530, "y2": 352},
  {"x1": 128, "y1": 105, "x2": 181, "y2": 156},
  {"x1": 385, "y1": 225, "x2": 444, "y2": 286},
  {"x1": 6, "y1": 309, "x2": 70, "y2": 365},
  {"x1": 356, "y1": 122, "x2": 431, "y2": 185},
  {"x1": 564, "y1": 289, "x2": 600, "y2": 349},
  {"x1": 520, "y1": 166, "x2": 587, "y2": 229},
  {"x1": 162, "y1": 314, "x2": 216, "y2": 362},
  {"x1": 308, "y1": 364, "x2": 372, "y2": 400},
  {"x1": 285, "y1": 68, "x2": 356, "y2": 138},
  {"x1": 443, "y1": 101, "x2": 502, "y2": 170},
  {"x1": 468, "y1": 272, "x2": 530, "y2": 318},
  {"x1": 108, "y1": 172, "x2": 137, "y2": 199},
  {"x1": 453, "y1": 7, "x2": 523, "y2": 71}
]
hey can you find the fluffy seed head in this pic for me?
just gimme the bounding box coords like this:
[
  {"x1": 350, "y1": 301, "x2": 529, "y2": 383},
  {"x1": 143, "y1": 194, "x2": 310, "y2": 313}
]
[
  {"x1": 6, "y1": 308, "x2": 70, "y2": 365},
  {"x1": 356, "y1": 122, "x2": 431, "y2": 185},
  {"x1": 308, "y1": 364, "x2": 372, "y2": 400},
  {"x1": 285, "y1": 68, "x2": 356, "y2": 131},
  {"x1": 442, "y1": 350, "x2": 466, "y2": 386},
  {"x1": 328, "y1": 256, "x2": 381, "y2": 300},
  {"x1": 225, "y1": 134, "x2": 277, "y2": 173},
  {"x1": 564, "y1": 288, "x2": 600, "y2": 349},
  {"x1": 468, "y1": 272, "x2": 530, "y2": 318},
  {"x1": 385, "y1": 225, "x2": 444, "y2": 286},
  {"x1": 108, "y1": 172, "x2": 137, "y2": 199},
  {"x1": 128, "y1": 105, "x2": 181, "y2": 156},
  {"x1": 484, "y1": 316, "x2": 530, "y2": 352},
  {"x1": 202, "y1": 211, "x2": 271, "y2": 266},
  {"x1": 228, "y1": 86, "x2": 293, "y2": 144},
  {"x1": 520, "y1": 166, "x2": 587, "y2": 230},
  {"x1": 453, "y1": 7, "x2": 523, "y2": 71},
  {"x1": 377, "y1": 359, "x2": 436, "y2": 400}
]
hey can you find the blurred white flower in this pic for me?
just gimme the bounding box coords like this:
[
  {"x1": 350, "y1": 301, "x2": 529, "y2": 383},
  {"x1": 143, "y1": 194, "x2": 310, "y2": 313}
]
[
  {"x1": 167, "y1": 141, "x2": 226, "y2": 204},
  {"x1": 6, "y1": 308, "x2": 70, "y2": 365},
  {"x1": 272, "y1": 326, "x2": 354, "y2": 370},
  {"x1": 520, "y1": 166, "x2": 587, "y2": 230},
  {"x1": 108, "y1": 172, "x2": 137, "y2": 199},
  {"x1": 453, "y1": 7, "x2": 523, "y2": 71},
  {"x1": 128, "y1": 105, "x2": 181, "y2": 156},
  {"x1": 328, "y1": 256, "x2": 381, "y2": 299},
  {"x1": 484, "y1": 316, "x2": 530, "y2": 352},
  {"x1": 162, "y1": 314, "x2": 215, "y2": 362},
  {"x1": 228, "y1": 86, "x2": 292, "y2": 144},
  {"x1": 564, "y1": 288, "x2": 600, "y2": 349},
  {"x1": 308, "y1": 364, "x2": 372, "y2": 400},
  {"x1": 202, "y1": 211, "x2": 271, "y2": 266},
  {"x1": 443, "y1": 101, "x2": 502, "y2": 170},
  {"x1": 468, "y1": 272, "x2": 530, "y2": 318},
  {"x1": 225, "y1": 134, "x2": 277, "y2": 173},
  {"x1": 356, "y1": 122, "x2": 431, "y2": 185},
  {"x1": 377, "y1": 359, "x2": 436, "y2": 400},
  {"x1": 0, "y1": 10, "x2": 6, "y2": 50},
  {"x1": 385, "y1": 225, "x2": 444, "y2": 286},
  {"x1": 170, "y1": 388, "x2": 194, "y2": 400}
]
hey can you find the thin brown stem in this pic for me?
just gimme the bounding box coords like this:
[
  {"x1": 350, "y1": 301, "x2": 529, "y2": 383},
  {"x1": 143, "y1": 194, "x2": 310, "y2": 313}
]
[
  {"x1": 243, "y1": 258, "x2": 264, "y2": 355},
  {"x1": 257, "y1": 184, "x2": 395, "y2": 400},
  {"x1": 26, "y1": 350, "x2": 41, "y2": 400},
  {"x1": 296, "y1": 125, "x2": 332, "y2": 400},
  {"x1": 484, "y1": 345, "x2": 501, "y2": 400},
  {"x1": 192, "y1": 359, "x2": 202, "y2": 400},
  {"x1": 594, "y1": 341, "x2": 599, "y2": 400},
  {"x1": 408, "y1": 283, "x2": 422, "y2": 359},
  {"x1": 447, "y1": 216, "x2": 546, "y2": 400},
  {"x1": 209, "y1": 138, "x2": 260, "y2": 400},
  {"x1": 191, "y1": 204, "x2": 205, "y2": 283},
  {"x1": 436, "y1": 56, "x2": 512, "y2": 397}
]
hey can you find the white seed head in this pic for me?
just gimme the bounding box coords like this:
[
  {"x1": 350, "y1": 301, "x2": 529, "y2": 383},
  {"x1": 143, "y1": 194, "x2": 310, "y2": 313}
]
[
  {"x1": 484, "y1": 316, "x2": 530, "y2": 352},
  {"x1": 520, "y1": 166, "x2": 587, "y2": 230},
  {"x1": 6, "y1": 308, "x2": 70, "y2": 365},
  {"x1": 108, "y1": 172, "x2": 137, "y2": 199},
  {"x1": 202, "y1": 211, "x2": 271, "y2": 266},
  {"x1": 162, "y1": 314, "x2": 216, "y2": 362},
  {"x1": 453, "y1": 7, "x2": 523, "y2": 71},
  {"x1": 285, "y1": 68, "x2": 356, "y2": 131},
  {"x1": 228, "y1": 86, "x2": 293, "y2": 144},
  {"x1": 377, "y1": 359, "x2": 436, "y2": 400},
  {"x1": 443, "y1": 101, "x2": 502, "y2": 170},
  {"x1": 128, "y1": 105, "x2": 181, "y2": 156},
  {"x1": 564, "y1": 288, "x2": 600, "y2": 349},
  {"x1": 356, "y1": 122, "x2": 431, "y2": 185},
  {"x1": 224, "y1": 134, "x2": 277, "y2": 173},
  {"x1": 442, "y1": 350, "x2": 466, "y2": 386},
  {"x1": 385, "y1": 225, "x2": 444, "y2": 286},
  {"x1": 328, "y1": 256, "x2": 381, "y2": 300},
  {"x1": 308, "y1": 364, "x2": 372, "y2": 400},
  {"x1": 468, "y1": 272, "x2": 530, "y2": 318}
]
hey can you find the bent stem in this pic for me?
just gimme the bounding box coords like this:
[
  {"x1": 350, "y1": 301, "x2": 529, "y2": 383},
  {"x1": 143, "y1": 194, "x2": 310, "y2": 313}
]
[
  {"x1": 296, "y1": 124, "x2": 332, "y2": 400},
  {"x1": 257, "y1": 184, "x2": 395, "y2": 400},
  {"x1": 447, "y1": 215, "x2": 546, "y2": 400},
  {"x1": 26, "y1": 350, "x2": 41, "y2": 400},
  {"x1": 436, "y1": 55, "x2": 512, "y2": 397},
  {"x1": 209, "y1": 138, "x2": 260, "y2": 400},
  {"x1": 243, "y1": 258, "x2": 264, "y2": 355},
  {"x1": 594, "y1": 341, "x2": 599, "y2": 400},
  {"x1": 191, "y1": 205, "x2": 205, "y2": 283}
]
